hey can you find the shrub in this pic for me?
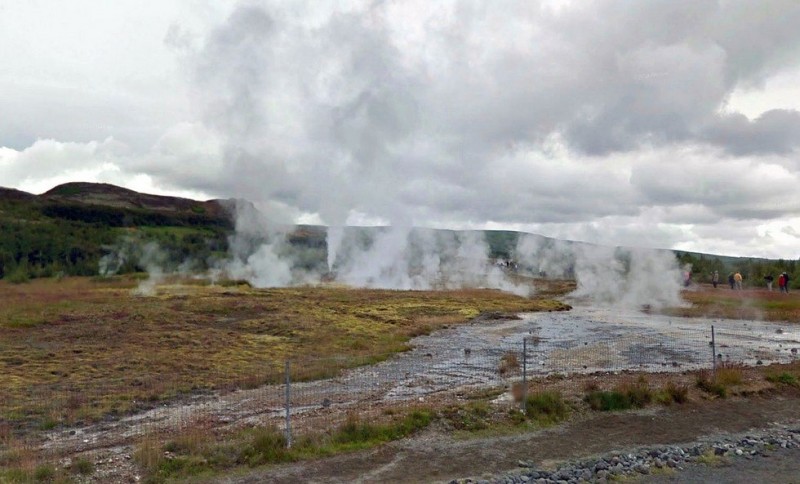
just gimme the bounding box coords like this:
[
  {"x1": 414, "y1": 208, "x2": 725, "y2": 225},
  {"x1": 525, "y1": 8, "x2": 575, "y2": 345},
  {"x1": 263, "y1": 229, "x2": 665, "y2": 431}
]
[
  {"x1": 585, "y1": 377, "x2": 652, "y2": 411},
  {"x1": 619, "y1": 377, "x2": 652, "y2": 407},
  {"x1": 655, "y1": 382, "x2": 689, "y2": 405},
  {"x1": 585, "y1": 390, "x2": 631, "y2": 411},
  {"x1": 33, "y1": 464, "x2": 55, "y2": 482},
  {"x1": 716, "y1": 365, "x2": 744, "y2": 386},
  {"x1": 696, "y1": 373, "x2": 727, "y2": 398},
  {"x1": 239, "y1": 426, "x2": 291, "y2": 466},
  {"x1": 73, "y1": 457, "x2": 94, "y2": 475},
  {"x1": 525, "y1": 391, "x2": 569, "y2": 423},
  {"x1": 766, "y1": 372, "x2": 798, "y2": 386}
]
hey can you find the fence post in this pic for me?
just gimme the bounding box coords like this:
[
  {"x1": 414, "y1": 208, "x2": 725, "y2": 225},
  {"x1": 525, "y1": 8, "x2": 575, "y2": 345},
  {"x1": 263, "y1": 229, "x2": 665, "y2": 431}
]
[
  {"x1": 521, "y1": 337, "x2": 527, "y2": 415},
  {"x1": 285, "y1": 360, "x2": 292, "y2": 448},
  {"x1": 711, "y1": 325, "x2": 716, "y2": 381}
]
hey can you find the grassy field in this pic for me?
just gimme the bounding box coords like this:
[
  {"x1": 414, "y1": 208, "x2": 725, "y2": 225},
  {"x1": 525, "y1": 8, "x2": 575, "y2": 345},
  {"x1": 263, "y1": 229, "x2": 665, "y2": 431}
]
[
  {"x1": 0, "y1": 276, "x2": 570, "y2": 428},
  {"x1": 665, "y1": 284, "x2": 800, "y2": 322}
]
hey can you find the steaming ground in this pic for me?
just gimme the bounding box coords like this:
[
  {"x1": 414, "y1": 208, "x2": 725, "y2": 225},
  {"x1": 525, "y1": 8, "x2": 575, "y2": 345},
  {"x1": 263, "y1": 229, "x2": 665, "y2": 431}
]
[{"x1": 106, "y1": 220, "x2": 689, "y2": 309}]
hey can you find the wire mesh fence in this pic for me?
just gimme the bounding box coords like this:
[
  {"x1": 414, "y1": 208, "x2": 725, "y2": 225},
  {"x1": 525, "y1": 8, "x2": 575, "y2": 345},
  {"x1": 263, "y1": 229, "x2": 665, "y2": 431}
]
[{"x1": 1, "y1": 319, "x2": 799, "y2": 468}]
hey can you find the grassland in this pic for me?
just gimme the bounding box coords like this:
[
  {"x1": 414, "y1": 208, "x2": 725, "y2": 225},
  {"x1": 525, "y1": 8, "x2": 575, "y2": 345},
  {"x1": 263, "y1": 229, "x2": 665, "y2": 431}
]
[
  {"x1": 0, "y1": 276, "x2": 569, "y2": 428},
  {"x1": 663, "y1": 285, "x2": 800, "y2": 322}
]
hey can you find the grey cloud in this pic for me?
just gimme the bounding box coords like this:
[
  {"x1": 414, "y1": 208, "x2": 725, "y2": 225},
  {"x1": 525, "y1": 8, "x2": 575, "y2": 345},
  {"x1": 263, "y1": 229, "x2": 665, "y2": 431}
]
[
  {"x1": 142, "y1": 0, "x2": 800, "y2": 252},
  {"x1": 703, "y1": 109, "x2": 800, "y2": 155}
]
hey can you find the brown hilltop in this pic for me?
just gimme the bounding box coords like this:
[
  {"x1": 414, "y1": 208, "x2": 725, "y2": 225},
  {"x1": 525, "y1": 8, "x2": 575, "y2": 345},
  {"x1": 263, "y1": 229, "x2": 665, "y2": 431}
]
[
  {"x1": 42, "y1": 182, "x2": 234, "y2": 219},
  {"x1": 0, "y1": 186, "x2": 36, "y2": 201}
]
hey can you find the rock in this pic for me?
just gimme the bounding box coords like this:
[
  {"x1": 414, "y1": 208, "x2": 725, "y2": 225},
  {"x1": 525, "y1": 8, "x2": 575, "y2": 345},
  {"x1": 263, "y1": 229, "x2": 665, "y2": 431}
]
[
  {"x1": 735, "y1": 449, "x2": 743, "y2": 456},
  {"x1": 654, "y1": 458, "x2": 664, "y2": 468}
]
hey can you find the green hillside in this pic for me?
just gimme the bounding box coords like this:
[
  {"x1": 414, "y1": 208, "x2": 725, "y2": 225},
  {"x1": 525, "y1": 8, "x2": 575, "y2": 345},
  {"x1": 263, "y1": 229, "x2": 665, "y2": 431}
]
[{"x1": 0, "y1": 183, "x2": 797, "y2": 287}]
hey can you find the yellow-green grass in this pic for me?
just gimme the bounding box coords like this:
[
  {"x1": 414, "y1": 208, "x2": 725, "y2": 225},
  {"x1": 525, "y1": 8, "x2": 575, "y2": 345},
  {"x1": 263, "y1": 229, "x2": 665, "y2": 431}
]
[
  {"x1": 134, "y1": 410, "x2": 434, "y2": 481},
  {"x1": 664, "y1": 286, "x2": 800, "y2": 322},
  {"x1": 0, "y1": 277, "x2": 569, "y2": 429}
]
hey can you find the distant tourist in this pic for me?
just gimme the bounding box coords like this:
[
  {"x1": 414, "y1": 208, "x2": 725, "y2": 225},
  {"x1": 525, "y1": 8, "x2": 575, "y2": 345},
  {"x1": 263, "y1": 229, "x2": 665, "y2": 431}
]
[
  {"x1": 765, "y1": 274, "x2": 774, "y2": 291},
  {"x1": 712, "y1": 271, "x2": 719, "y2": 288},
  {"x1": 728, "y1": 273, "x2": 735, "y2": 289},
  {"x1": 683, "y1": 270, "x2": 692, "y2": 287},
  {"x1": 779, "y1": 272, "x2": 790, "y2": 293},
  {"x1": 734, "y1": 272, "x2": 743, "y2": 290}
]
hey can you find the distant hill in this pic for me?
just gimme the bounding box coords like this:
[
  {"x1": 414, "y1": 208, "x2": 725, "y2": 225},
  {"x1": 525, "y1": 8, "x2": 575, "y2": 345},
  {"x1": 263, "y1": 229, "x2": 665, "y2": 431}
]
[
  {"x1": 0, "y1": 182, "x2": 240, "y2": 280},
  {"x1": 0, "y1": 182, "x2": 795, "y2": 285}
]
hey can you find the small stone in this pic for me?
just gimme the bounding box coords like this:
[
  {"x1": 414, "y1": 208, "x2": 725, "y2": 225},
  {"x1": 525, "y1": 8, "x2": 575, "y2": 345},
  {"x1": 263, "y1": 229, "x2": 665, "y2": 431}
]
[{"x1": 735, "y1": 449, "x2": 743, "y2": 456}]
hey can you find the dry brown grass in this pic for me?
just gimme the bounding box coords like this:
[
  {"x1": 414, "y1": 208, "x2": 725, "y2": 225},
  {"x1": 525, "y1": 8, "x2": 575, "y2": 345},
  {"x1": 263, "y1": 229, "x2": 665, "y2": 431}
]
[
  {"x1": 0, "y1": 276, "x2": 570, "y2": 429},
  {"x1": 663, "y1": 284, "x2": 800, "y2": 322}
]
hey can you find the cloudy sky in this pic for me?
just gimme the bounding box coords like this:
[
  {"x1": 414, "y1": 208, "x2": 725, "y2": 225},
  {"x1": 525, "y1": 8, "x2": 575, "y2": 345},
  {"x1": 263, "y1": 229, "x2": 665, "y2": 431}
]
[{"x1": 2, "y1": 0, "x2": 800, "y2": 259}]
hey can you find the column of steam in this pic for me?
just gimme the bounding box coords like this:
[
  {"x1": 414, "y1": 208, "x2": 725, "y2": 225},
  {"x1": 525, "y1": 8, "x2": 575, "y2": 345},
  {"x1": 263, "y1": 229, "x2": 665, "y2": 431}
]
[{"x1": 326, "y1": 226, "x2": 343, "y2": 278}]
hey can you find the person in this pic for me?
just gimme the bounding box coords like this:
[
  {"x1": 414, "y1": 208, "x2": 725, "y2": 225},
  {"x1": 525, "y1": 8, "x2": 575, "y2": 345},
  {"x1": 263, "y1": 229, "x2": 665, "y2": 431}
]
[
  {"x1": 683, "y1": 270, "x2": 692, "y2": 287},
  {"x1": 781, "y1": 272, "x2": 790, "y2": 293},
  {"x1": 728, "y1": 273, "x2": 735, "y2": 289},
  {"x1": 712, "y1": 271, "x2": 719, "y2": 288},
  {"x1": 765, "y1": 274, "x2": 774, "y2": 291},
  {"x1": 734, "y1": 272, "x2": 743, "y2": 290}
]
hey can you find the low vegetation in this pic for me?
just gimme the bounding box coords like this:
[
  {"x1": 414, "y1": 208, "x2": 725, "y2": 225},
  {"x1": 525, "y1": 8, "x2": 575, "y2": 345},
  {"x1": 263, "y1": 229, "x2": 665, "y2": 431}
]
[
  {"x1": 0, "y1": 277, "x2": 568, "y2": 429},
  {"x1": 765, "y1": 372, "x2": 798, "y2": 386},
  {"x1": 665, "y1": 286, "x2": 800, "y2": 322},
  {"x1": 693, "y1": 364, "x2": 746, "y2": 398},
  {"x1": 134, "y1": 410, "x2": 433, "y2": 482},
  {"x1": 584, "y1": 377, "x2": 690, "y2": 411},
  {"x1": 523, "y1": 391, "x2": 569, "y2": 424}
]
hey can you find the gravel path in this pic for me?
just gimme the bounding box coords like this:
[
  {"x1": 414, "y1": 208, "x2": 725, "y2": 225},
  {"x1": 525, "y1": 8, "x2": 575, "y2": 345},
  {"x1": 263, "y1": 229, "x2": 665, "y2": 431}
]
[{"x1": 467, "y1": 424, "x2": 800, "y2": 483}]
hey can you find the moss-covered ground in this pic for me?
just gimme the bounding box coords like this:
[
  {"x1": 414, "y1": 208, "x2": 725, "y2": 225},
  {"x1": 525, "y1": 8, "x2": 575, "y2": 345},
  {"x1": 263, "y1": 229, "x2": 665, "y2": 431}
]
[{"x1": 0, "y1": 276, "x2": 570, "y2": 428}]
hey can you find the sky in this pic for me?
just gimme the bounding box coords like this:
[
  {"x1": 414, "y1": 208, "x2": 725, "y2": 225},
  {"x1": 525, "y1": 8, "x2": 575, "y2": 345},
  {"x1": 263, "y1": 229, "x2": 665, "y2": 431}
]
[{"x1": 1, "y1": 0, "x2": 800, "y2": 260}]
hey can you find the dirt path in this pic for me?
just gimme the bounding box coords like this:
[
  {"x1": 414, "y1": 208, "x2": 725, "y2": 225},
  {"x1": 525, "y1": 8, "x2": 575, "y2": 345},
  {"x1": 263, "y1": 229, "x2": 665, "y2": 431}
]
[{"x1": 222, "y1": 394, "x2": 800, "y2": 483}]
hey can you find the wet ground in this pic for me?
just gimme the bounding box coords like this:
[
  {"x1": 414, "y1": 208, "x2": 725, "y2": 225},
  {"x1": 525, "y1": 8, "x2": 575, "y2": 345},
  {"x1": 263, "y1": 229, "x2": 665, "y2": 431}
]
[{"x1": 36, "y1": 304, "x2": 800, "y2": 476}]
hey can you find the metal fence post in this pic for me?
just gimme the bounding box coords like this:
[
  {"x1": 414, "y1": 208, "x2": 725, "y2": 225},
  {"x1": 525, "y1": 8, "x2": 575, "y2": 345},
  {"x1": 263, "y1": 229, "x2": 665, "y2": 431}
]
[
  {"x1": 285, "y1": 360, "x2": 292, "y2": 448},
  {"x1": 521, "y1": 337, "x2": 527, "y2": 415},
  {"x1": 711, "y1": 326, "x2": 716, "y2": 381}
]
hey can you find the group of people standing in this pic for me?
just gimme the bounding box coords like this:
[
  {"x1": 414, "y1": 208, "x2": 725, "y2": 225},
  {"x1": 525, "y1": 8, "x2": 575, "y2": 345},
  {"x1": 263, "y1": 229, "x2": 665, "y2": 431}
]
[
  {"x1": 765, "y1": 272, "x2": 791, "y2": 293},
  {"x1": 710, "y1": 270, "x2": 791, "y2": 292}
]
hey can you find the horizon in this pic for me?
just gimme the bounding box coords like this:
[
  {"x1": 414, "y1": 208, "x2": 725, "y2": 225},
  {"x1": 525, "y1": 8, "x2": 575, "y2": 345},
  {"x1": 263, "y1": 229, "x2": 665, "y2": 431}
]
[
  {"x1": 2, "y1": 2, "x2": 800, "y2": 260},
  {"x1": 4, "y1": 179, "x2": 789, "y2": 263}
]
